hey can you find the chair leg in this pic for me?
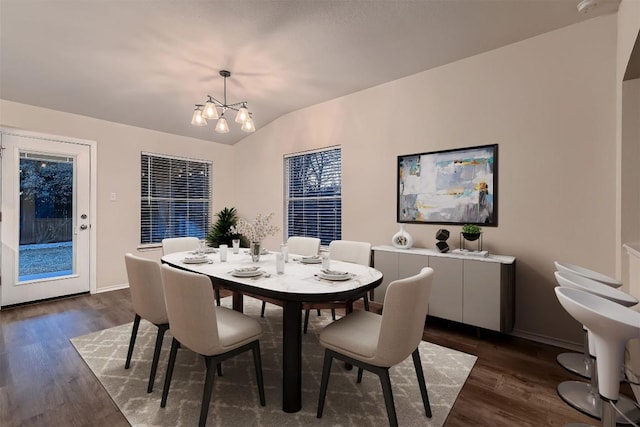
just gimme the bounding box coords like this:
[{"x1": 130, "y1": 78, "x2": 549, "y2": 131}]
[
  {"x1": 199, "y1": 357, "x2": 217, "y2": 427},
  {"x1": 331, "y1": 308, "x2": 336, "y2": 320},
  {"x1": 378, "y1": 368, "x2": 398, "y2": 427},
  {"x1": 363, "y1": 294, "x2": 370, "y2": 311},
  {"x1": 148, "y1": 323, "x2": 169, "y2": 393},
  {"x1": 304, "y1": 309, "x2": 311, "y2": 334},
  {"x1": 217, "y1": 363, "x2": 223, "y2": 376},
  {"x1": 215, "y1": 288, "x2": 221, "y2": 306},
  {"x1": 261, "y1": 301, "x2": 266, "y2": 317},
  {"x1": 357, "y1": 367, "x2": 364, "y2": 383},
  {"x1": 412, "y1": 348, "x2": 432, "y2": 418},
  {"x1": 125, "y1": 314, "x2": 141, "y2": 369},
  {"x1": 317, "y1": 350, "x2": 334, "y2": 418},
  {"x1": 161, "y1": 338, "x2": 180, "y2": 408},
  {"x1": 251, "y1": 341, "x2": 266, "y2": 406},
  {"x1": 317, "y1": 309, "x2": 321, "y2": 316}
]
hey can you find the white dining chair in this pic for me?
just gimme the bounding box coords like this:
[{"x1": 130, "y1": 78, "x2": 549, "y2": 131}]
[
  {"x1": 161, "y1": 236, "x2": 200, "y2": 255},
  {"x1": 124, "y1": 253, "x2": 169, "y2": 393},
  {"x1": 260, "y1": 236, "x2": 321, "y2": 317},
  {"x1": 303, "y1": 240, "x2": 372, "y2": 333},
  {"x1": 162, "y1": 236, "x2": 221, "y2": 305},
  {"x1": 160, "y1": 264, "x2": 265, "y2": 427},
  {"x1": 316, "y1": 267, "x2": 435, "y2": 427},
  {"x1": 286, "y1": 236, "x2": 321, "y2": 257}
]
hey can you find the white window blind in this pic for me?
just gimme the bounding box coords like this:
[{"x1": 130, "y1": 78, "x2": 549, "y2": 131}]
[
  {"x1": 284, "y1": 147, "x2": 341, "y2": 246},
  {"x1": 140, "y1": 152, "x2": 211, "y2": 244}
]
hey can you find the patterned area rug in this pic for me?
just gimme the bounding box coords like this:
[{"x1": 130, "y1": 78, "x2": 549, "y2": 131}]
[{"x1": 71, "y1": 297, "x2": 476, "y2": 426}]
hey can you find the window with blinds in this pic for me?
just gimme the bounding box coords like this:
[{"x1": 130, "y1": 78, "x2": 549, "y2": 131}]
[
  {"x1": 284, "y1": 147, "x2": 341, "y2": 246},
  {"x1": 140, "y1": 153, "x2": 211, "y2": 245}
]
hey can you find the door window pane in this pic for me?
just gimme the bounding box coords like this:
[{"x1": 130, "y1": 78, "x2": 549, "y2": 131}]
[{"x1": 19, "y1": 153, "x2": 74, "y2": 281}]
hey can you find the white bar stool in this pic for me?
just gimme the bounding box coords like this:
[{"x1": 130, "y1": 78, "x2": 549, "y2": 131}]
[
  {"x1": 555, "y1": 287, "x2": 640, "y2": 427},
  {"x1": 554, "y1": 262, "x2": 624, "y2": 380},
  {"x1": 555, "y1": 262, "x2": 623, "y2": 288},
  {"x1": 555, "y1": 271, "x2": 640, "y2": 423}
]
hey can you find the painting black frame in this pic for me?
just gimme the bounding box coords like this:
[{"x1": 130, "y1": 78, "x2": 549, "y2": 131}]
[{"x1": 397, "y1": 144, "x2": 498, "y2": 226}]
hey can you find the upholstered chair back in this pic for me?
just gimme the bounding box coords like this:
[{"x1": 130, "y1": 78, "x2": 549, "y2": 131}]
[
  {"x1": 328, "y1": 240, "x2": 371, "y2": 266},
  {"x1": 124, "y1": 253, "x2": 168, "y2": 325},
  {"x1": 376, "y1": 267, "x2": 434, "y2": 366},
  {"x1": 161, "y1": 264, "x2": 222, "y2": 355},
  {"x1": 161, "y1": 237, "x2": 200, "y2": 255},
  {"x1": 287, "y1": 236, "x2": 321, "y2": 257}
]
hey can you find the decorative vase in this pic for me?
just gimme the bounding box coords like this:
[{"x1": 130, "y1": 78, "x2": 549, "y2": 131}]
[
  {"x1": 250, "y1": 242, "x2": 261, "y2": 262},
  {"x1": 391, "y1": 224, "x2": 413, "y2": 249}
]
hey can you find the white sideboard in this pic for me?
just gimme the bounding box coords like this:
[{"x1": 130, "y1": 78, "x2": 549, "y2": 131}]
[{"x1": 372, "y1": 245, "x2": 516, "y2": 333}]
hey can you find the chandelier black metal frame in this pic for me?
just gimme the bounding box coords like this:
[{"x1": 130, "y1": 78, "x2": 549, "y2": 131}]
[{"x1": 191, "y1": 70, "x2": 255, "y2": 133}]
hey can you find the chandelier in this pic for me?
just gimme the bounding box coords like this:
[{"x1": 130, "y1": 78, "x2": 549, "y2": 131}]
[{"x1": 190, "y1": 70, "x2": 255, "y2": 133}]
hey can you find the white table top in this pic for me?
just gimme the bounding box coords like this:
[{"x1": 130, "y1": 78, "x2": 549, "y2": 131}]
[{"x1": 161, "y1": 249, "x2": 383, "y2": 300}]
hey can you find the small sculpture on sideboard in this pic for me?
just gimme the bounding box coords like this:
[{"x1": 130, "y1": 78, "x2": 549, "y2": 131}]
[
  {"x1": 435, "y1": 228, "x2": 450, "y2": 253},
  {"x1": 392, "y1": 224, "x2": 413, "y2": 249}
]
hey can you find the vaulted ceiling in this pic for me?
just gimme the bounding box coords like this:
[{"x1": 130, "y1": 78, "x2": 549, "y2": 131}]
[{"x1": 0, "y1": 0, "x2": 620, "y2": 145}]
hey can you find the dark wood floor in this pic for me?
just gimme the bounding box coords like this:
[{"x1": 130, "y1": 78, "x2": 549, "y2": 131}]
[{"x1": 1, "y1": 289, "x2": 617, "y2": 426}]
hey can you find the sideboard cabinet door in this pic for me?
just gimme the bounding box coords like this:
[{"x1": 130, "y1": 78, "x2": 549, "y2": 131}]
[
  {"x1": 463, "y1": 260, "x2": 501, "y2": 331},
  {"x1": 399, "y1": 252, "x2": 429, "y2": 279},
  {"x1": 428, "y1": 256, "x2": 463, "y2": 322},
  {"x1": 372, "y1": 250, "x2": 399, "y2": 303}
]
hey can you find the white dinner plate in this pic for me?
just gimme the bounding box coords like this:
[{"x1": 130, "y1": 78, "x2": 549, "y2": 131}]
[
  {"x1": 183, "y1": 256, "x2": 209, "y2": 264},
  {"x1": 231, "y1": 269, "x2": 263, "y2": 278},
  {"x1": 300, "y1": 256, "x2": 322, "y2": 264},
  {"x1": 317, "y1": 271, "x2": 352, "y2": 281},
  {"x1": 190, "y1": 248, "x2": 217, "y2": 255}
]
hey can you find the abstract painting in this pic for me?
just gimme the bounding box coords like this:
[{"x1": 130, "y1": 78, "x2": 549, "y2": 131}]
[{"x1": 397, "y1": 144, "x2": 497, "y2": 225}]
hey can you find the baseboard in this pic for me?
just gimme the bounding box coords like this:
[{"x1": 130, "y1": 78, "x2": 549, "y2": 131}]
[
  {"x1": 510, "y1": 328, "x2": 582, "y2": 352},
  {"x1": 95, "y1": 283, "x2": 129, "y2": 294}
]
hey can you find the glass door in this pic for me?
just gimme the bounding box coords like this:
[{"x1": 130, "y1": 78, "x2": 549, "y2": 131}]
[{"x1": 1, "y1": 132, "x2": 91, "y2": 307}]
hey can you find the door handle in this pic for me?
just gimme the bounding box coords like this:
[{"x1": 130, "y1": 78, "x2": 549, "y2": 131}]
[{"x1": 80, "y1": 224, "x2": 88, "y2": 230}]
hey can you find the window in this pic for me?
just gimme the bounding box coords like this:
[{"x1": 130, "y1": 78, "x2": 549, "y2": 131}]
[
  {"x1": 284, "y1": 147, "x2": 341, "y2": 246},
  {"x1": 140, "y1": 152, "x2": 211, "y2": 245}
]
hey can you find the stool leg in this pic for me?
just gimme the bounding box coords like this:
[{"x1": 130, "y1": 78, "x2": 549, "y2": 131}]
[
  {"x1": 558, "y1": 359, "x2": 640, "y2": 423},
  {"x1": 557, "y1": 328, "x2": 591, "y2": 379},
  {"x1": 601, "y1": 398, "x2": 616, "y2": 427}
]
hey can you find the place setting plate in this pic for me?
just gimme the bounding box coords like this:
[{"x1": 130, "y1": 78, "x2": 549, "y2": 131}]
[
  {"x1": 300, "y1": 256, "x2": 322, "y2": 264},
  {"x1": 182, "y1": 256, "x2": 211, "y2": 264},
  {"x1": 231, "y1": 266, "x2": 263, "y2": 277},
  {"x1": 189, "y1": 248, "x2": 217, "y2": 255},
  {"x1": 316, "y1": 269, "x2": 353, "y2": 281}
]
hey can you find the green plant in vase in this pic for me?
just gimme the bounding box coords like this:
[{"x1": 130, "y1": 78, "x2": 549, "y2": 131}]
[
  {"x1": 461, "y1": 224, "x2": 482, "y2": 241},
  {"x1": 206, "y1": 207, "x2": 247, "y2": 248}
]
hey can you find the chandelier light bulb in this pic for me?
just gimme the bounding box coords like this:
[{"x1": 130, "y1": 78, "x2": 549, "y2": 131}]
[
  {"x1": 215, "y1": 116, "x2": 230, "y2": 133},
  {"x1": 191, "y1": 106, "x2": 207, "y2": 126},
  {"x1": 235, "y1": 105, "x2": 249, "y2": 123},
  {"x1": 241, "y1": 116, "x2": 255, "y2": 132},
  {"x1": 203, "y1": 99, "x2": 219, "y2": 119}
]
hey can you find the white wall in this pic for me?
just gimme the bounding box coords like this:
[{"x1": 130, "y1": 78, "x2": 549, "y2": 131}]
[
  {"x1": 0, "y1": 100, "x2": 235, "y2": 290},
  {"x1": 233, "y1": 16, "x2": 618, "y2": 345}
]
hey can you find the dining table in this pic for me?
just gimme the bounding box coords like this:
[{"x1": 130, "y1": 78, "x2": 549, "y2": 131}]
[{"x1": 161, "y1": 248, "x2": 383, "y2": 413}]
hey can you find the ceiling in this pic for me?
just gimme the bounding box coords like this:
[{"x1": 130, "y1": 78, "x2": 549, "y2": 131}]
[{"x1": 0, "y1": 0, "x2": 620, "y2": 145}]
